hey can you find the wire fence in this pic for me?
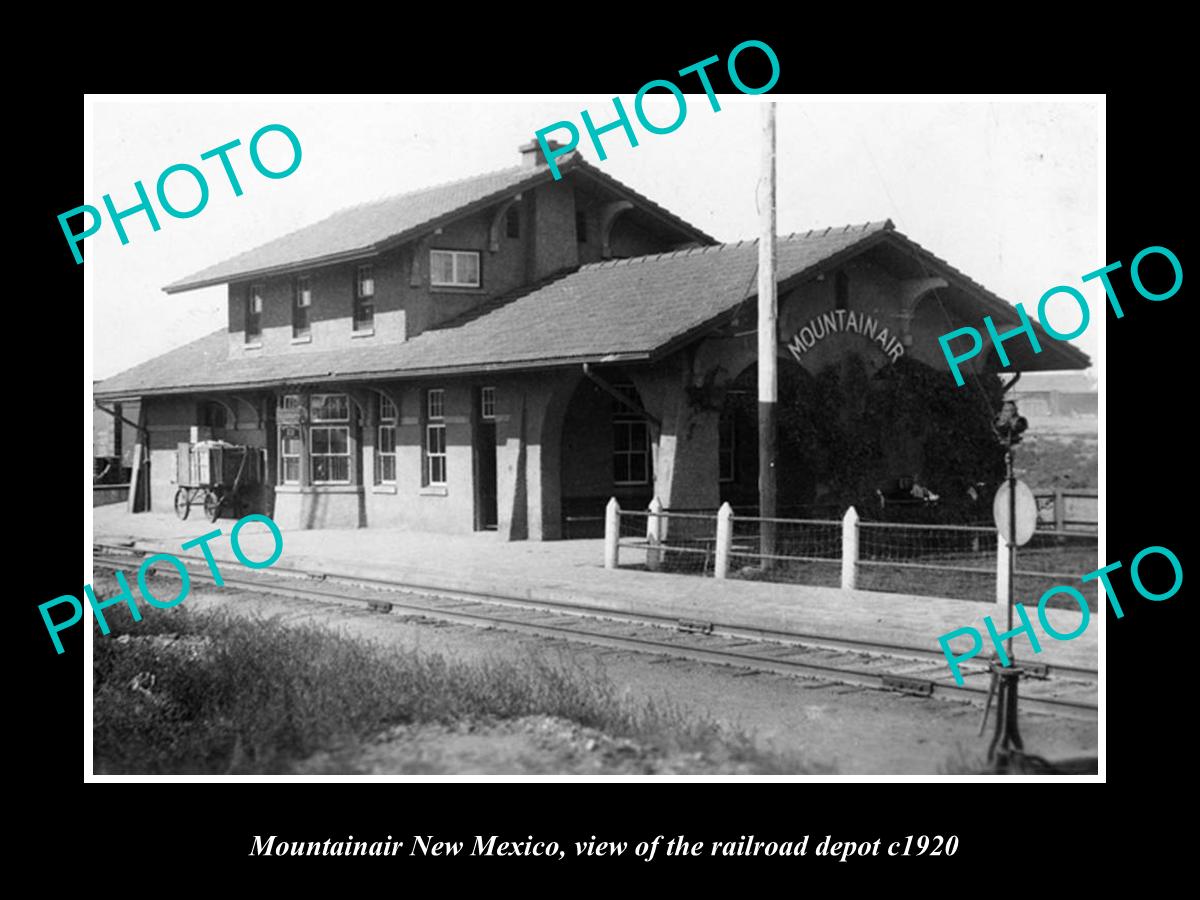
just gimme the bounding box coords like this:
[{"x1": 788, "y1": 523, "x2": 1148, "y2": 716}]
[
  {"x1": 617, "y1": 509, "x2": 715, "y2": 572},
  {"x1": 856, "y1": 521, "x2": 1097, "y2": 608},
  {"x1": 610, "y1": 502, "x2": 1099, "y2": 608}
]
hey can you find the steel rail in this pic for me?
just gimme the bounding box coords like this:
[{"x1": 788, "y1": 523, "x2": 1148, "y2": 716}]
[
  {"x1": 96, "y1": 542, "x2": 1099, "y2": 681},
  {"x1": 92, "y1": 542, "x2": 1099, "y2": 681},
  {"x1": 93, "y1": 544, "x2": 1098, "y2": 719}
]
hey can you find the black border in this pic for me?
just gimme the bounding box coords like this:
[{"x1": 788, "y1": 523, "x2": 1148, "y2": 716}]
[{"x1": 25, "y1": 22, "x2": 1191, "y2": 882}]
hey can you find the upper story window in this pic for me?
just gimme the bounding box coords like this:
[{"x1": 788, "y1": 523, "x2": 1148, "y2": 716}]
[
  {"x1": 430, "y1": 250, "x2": 481, "y2": 288},
  {"x1": 505, "y1": 205, "x2": 520, "y2": 239},
  {"x1": 480, "y1": 386, "x2": 496, "y2": 420},
  {"x1": 355, "y1": 265, "x2": 375, "y2": 332},
  {"x1": 575, "y1": 210, "x2": 588, "y2": 243},
  {"x1": 246, "y1": 284, "x2": 264, "y2": 343},
  {"x1": 293, "y1": 275, "x2": 312, "y2": 339}
]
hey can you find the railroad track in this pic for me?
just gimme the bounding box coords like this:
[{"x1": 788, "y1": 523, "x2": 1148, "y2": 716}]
[{"x1": 93, "y1": 542, "x2": 1098, "y2": 721}]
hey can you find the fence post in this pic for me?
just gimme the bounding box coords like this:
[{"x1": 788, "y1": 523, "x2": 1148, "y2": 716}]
[
  {"x1": 841, "y1": 506, "x2": 859, "y2": 590},
  {"x1": 1054, "y1": 488, "x2": 1065, "y2": 533},
  {"x1": 996, "y1": 532, "x2": 1011, "y2": 609},
  {"x1": 646, "y1": 496, "x2": 664, "y2": 571},
  {"x1": 604, "y1": 497, "x2": 620, "y2": 569},
  {"x1": 715, "y1": 502, "x2": 733, "y2": 579}
]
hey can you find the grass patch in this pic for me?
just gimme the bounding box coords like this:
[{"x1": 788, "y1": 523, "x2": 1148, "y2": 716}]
[
  {"x1": 1015, "y1": 432, "x2": 1097, "y2": 490},
  {"x1": 93, "y1": 581, "x2": 820, "y2": 774}
]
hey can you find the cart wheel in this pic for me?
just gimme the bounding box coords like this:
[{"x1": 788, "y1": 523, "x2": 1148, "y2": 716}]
[
  {"x1": 174, "y1": 488, "x2": 191, "y2": 521},
  {"x1": 204, "y1": 490, "x2": 223, "y2": 523}
]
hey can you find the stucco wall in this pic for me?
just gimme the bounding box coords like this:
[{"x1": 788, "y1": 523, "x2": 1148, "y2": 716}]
[{"x1": 144, "y1": 396, "x2": 268, "y2": 518}]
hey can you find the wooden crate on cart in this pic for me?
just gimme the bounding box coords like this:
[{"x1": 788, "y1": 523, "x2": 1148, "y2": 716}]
[{"x1": 173, "y1": 440, "x2": 261, "y2": 522}]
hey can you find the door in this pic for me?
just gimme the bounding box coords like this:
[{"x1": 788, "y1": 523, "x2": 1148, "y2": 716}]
[{"x1": 475, "y1": 420, "x2": 498, "y2": 530}]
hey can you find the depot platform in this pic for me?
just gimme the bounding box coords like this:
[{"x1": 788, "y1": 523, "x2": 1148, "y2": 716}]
[{"x1": 91, "y1": 507, "x2": 1100, "y2": 671}]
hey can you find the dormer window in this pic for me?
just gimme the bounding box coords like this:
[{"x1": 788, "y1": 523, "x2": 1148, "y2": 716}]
[{"x1": 430, "y1": 250, "x2": 480, "y2": 288}]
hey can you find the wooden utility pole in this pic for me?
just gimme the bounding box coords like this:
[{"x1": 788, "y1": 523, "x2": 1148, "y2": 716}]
[{"x1": 758, "y1": 102, "x2": 778, "y2": 564}]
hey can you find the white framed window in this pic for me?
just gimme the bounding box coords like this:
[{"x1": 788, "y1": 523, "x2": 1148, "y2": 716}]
[
  {"x1": 309, "y1": 393, "x2": 350, "y2": 484},
  {"x1": 430, "y1": 250, "x2": 481, "y2": 288},
  {"x1": 310, "y1": 393, "x2": 349, "y2": 422},
  {"x1": 311, "y1": 426, "x2": 350, "y2": 484},
  {"x1": 379, "y1": 394, "x2": 397, "y2": 421},
  {"x1": 280, "y1": 394, "x2": 301, "y2": 410},
  {"x1": 377, "y1": 394, "x2": 397, "y2": 484},
  {"x1": 280, "y1": 426, "x2": 302, "y2": 484},
  {"x1": 612, "y1": 384, "x2": 649, "y2": 486},
  {"x1": 425, "y1": 388, "x2": 446, "y2": 486},
  {"x1": 427, "y1": 389, "x2": 444, "y2": 420},
  {"x1": 425, "y1": 423, "x2": 446, "y2": 485},
  {"x1": 480, "y1": 386, "x2": 496, "y2": 420}
]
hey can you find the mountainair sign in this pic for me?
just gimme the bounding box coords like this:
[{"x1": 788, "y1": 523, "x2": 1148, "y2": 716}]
[{"x1": 785, "y1": 309, "x2": 905, "y2": 364}]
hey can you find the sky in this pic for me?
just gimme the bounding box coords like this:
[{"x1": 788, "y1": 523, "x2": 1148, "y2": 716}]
[{"x1": 88, "y1": 96, "x2": 1100, "y2": 381}]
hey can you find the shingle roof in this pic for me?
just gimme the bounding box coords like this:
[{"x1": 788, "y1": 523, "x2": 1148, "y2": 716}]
[
  {"x1": 96, "y1": 221, "x2": 1090, "y2": 400},
  {"x1": 164, "y1": 153, "x2": 715, "y2": 293}
]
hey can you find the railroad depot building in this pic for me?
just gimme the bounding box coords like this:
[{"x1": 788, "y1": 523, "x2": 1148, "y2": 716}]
[{"x1": 94, "y1": 142, "x2": 1089, "y2": 539}]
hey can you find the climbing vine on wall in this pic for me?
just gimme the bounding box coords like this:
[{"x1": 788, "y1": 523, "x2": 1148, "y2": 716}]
[
  {"x1": 726, "y1": 355, "x2": 1005, "y2": 521},
  {"x1": 865, "y1": 356, "x2": 1006, "y2": 521}
]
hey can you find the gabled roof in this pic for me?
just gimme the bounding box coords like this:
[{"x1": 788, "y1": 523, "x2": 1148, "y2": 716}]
[
  {"x1": 96, "y1": 220, "x2": 1090, "y2": 401},
  {"x1": 163, "y1": 153, "x2": 716, "y2": 293}
]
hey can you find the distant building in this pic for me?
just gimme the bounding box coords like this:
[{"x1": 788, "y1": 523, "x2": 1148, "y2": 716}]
[
  {"x1": 1012, "y1": 371, "x2": 1097, "y2": 417},
  {"x1": 94, "y1": 142, "x2": 1089, "y2": 537}
]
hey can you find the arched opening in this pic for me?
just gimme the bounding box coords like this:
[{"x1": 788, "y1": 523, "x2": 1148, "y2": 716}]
[
  {"x1": 198, "y1": 400, "x2": 228, "y2": 431},
  {"x1": 559, "y1": 368, "x2": 653, "y2": 536},
  {"x1": 719, "y1": 363, "x2": 818, "y2": 515}
]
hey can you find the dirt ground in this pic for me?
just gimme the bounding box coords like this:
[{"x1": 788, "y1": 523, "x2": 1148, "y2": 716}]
[
  {"x1": 166, "y1": 585, "x2": 1097, "y2": 775},
  {"x1": 295, "y1": 715, "x2": 783, "y2": 776}
]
